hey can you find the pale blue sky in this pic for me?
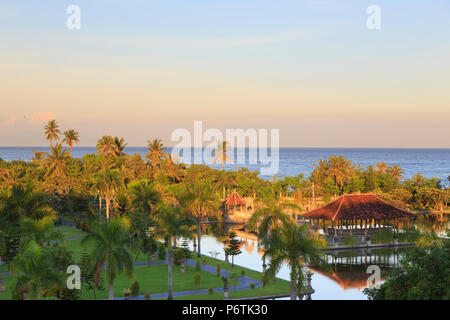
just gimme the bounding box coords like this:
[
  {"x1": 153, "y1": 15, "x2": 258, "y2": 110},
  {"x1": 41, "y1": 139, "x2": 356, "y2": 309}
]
[{"x1": 1, "y1": 1, "x2": 449, "y2": 147}]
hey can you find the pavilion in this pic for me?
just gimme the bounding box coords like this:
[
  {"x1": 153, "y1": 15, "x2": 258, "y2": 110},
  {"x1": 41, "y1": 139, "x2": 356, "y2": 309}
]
[
  {"x1": 224, "y1": 190, "x2": 246, "y2": 214},
  {"x1": 301, "y1": 193, "x2": 415, "y2": 237}
]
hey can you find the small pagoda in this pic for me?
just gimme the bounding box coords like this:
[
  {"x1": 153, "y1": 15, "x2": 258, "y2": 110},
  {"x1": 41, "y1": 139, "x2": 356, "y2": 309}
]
[{"x1": 224, "y1": 190, "x2": 246, "y2": 215}]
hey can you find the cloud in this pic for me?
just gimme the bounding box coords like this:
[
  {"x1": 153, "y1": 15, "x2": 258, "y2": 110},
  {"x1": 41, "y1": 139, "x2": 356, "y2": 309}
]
[{"x1": 28, "y1": 111, "x2": 56, "y2": 124}]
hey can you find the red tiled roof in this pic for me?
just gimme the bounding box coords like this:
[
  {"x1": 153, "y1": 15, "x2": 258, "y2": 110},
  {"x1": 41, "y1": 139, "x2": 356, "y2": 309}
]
[
  {"x1": 224, "y1": 190, "x2": 246, "y2": 206},
  {"x1": 301, "y1": 194, "x2": 414, "y2": 220}
]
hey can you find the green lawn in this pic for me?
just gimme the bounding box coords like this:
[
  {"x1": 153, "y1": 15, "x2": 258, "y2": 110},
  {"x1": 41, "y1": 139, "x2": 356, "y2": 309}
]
[
  {"x1": 80, "y1": 264, "x2": 225, "y2": 300},
  {"x1": 0, "y1": 226, "x2": 290, "y2": 300}
]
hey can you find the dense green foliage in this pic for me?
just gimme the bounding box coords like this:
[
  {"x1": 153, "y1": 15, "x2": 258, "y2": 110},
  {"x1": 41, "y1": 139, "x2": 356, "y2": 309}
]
[{"x1": 364, "y1": 233, "x2": 450, "y2": 300}]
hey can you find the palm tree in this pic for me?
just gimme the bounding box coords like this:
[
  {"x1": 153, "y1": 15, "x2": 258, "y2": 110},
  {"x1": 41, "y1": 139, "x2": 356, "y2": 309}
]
[
  {"x1": 96, "y1": 136, "x2": 118, "y2": 157},
  {"x1": 146, "y1": 139, "x2": 166, "y2": 169},
  {"x1": 212, "y1": 140, "x2": 233, "y2": 169},
  {"x1": 154, "y1": 206, "x2": 194, "y2": 300},
  {"x1": 389, "y1": 165, "x2": 404, "y2": 182},
  {"x1": 44, "y1": 120, "x2": 61, "y2": 147},
  {"x1": 128, "y1": 180, "x2": 161, "y2": 215},
  {"x1": 113, "y1": 137, "x2": 127, "y2": 157},
  {"x1": 180, "y1": 183, "x2": 220, "y2": 257},
  {"x1": 20, "y1": 216, "x2": 63, "y2": 246},
  {"x1": 62, "y1": 129, "x2": 80, "y2": 156},
  {"x1": 326, "y1": 156, "x2": 353, "y2": 195},
  {"x1": 262, "y1": 222, "x2": 324, "y2": 300},
  {"x1": 81, "y1": 219, "x2": 134, "y2": 300},
  {"x1": 248, "y1": 189, "x2": 299, "y2": 237},
  {"x1": 375, "y1": 162, "x2": 389, "y2": 174},
  {"x1": 45, "y1": 144, "x2": 70, "y2": 178},
  {"x1": 11, "y1": 241, "x2": 63, "y2": 299},
  {"x1": 164, "y1": 154, "x2": 185, "y2": 183},
  {"x1": 94, "y1": 169, "x2": 122, "y2": 220}
]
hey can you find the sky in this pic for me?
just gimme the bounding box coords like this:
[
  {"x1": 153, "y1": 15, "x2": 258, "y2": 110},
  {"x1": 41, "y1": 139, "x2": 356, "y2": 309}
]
[{"x1": 0, "y1": 0, "x2": 449, "y2": 147}]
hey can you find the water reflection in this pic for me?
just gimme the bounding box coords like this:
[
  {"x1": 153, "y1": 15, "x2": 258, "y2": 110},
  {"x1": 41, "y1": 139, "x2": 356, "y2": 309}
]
[{"x1": 182, "y1": 217, "x2": 446, "y2": 300}]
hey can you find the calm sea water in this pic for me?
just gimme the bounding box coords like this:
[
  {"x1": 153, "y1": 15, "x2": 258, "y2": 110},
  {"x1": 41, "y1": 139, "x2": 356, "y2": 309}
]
[{"x1": 1, "y1": 147, "x2": 449, "y2": 185}]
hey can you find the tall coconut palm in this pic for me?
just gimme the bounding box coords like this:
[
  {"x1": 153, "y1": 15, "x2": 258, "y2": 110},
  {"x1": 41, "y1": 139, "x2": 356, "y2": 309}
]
[
  {"x1": 212, "y1": 140, "x2": 233, "y2": 169},
  {"x1": 389, "y1": 165, "x2": 404, "y2": 182},
  {"x1": 81, "y1": 218, "x2": 134, "y2": 300},
  {"x1": 45, "y1": 144, "x2": 70, "y2": 178},
  {"x1": 44, "y1": 120, "x2": 61, "y2": 147},
  {"x1": 154, "y1": 206, "x2": 194, "y2": 300},
  {"x1": 93, "y1": 169, "x2": 121, "y2": 220},
  {"x1": 262, "y1": 222, "x2": 324, "y2": 300},
  {"x1": 96, "y1": 136, "x2": 118, "y2": 157},
  {"x1": 62, "y1": 129, "x2": 80, "y2": 156},
  {"x1": 180, "y1": 183, "x2": 220, "y2": 257},
  {"x1": 113, "y1": 137, "x2": 127, "y2": 157},
  {"x1": 146, "y1": 139, "x2": 166, "y2": 169}
]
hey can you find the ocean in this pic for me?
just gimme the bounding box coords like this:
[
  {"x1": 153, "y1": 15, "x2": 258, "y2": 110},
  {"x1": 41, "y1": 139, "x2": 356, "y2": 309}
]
[{"x1": 0, "y1": 147, "x2": 449, "y2": 185}]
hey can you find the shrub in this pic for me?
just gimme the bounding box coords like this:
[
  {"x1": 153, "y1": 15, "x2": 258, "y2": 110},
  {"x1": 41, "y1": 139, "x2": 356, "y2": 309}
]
[
  {"x1": 250, "y1": 283, "x2": 255, "y2": 289},
  {"x1": 158, "y1": 244, "x2": 166, "y2": 260},
  {"x1": 342, "y1": 234, "x2": 358, "y2": 245},
  {"x1": 130, "y1": 280, "x2": 139, "y2": 296},
  {"x1": 193, "y1": 273, "x2": 201, "y2": 286},
  {"x1": 195, "y1": 259, "x2": 201, "y2": 271},
  {"x1": 373, "y1": 229, "x2": 394, "y2": 244},
  {"x1": 208, "y1": 287, "x2": 213, "y2": 294},
  {"x1": 144, "y1": 293, "x2": 150, "y2": 300},
  {"x1": 240, "y1": 270, "x2": 245, "y2": 276}
]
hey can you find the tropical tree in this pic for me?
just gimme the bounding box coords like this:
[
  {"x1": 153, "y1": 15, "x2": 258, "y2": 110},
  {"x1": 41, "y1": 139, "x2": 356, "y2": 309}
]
[
  {"x1": 94, "y1": 169, "x2": 121, "y2": 220},
  {"x1": 389, "y1": 165, "x2": 404, "y2": 182},
  {"x1": 11, "y1": 241, "x2": 63, "y2": 299},
  {"x1": 44, "y1": 120, "x2": 61, "y2": 147},
  {"x1": 262, "y1": 222, "x2": 324, "y2": 300},
  {"x1": 45, "y1": 144, "x2": 70, "y2": 178},
  {"x1": 154, "y1": 205, "x2": 194, "y2": 300},
  {"x1": 375, "y1": 162, "x2": 389, "y2": 174},
  {"x1": 96, "y1": 136, "x2": 118, "y2": 157},
  {"x1": 212, "y1": 140, "x2": 233, "y2": 169},
  {"x1": 128, "y1": 180, "x2": 161, "y2": 215},
  {"x1": 62, "y1": 129, "x2": 80, "y2": 156},
  {"x1": 81, "y1": 218, "x2": 134, "y2": 300},
  {"x1": 113, "y1": 137, "x2": 127, "y2": 157},
  {"x1": 248, "y1": 189, "x2": 299, "y2": 237},
  {"x1": 180, "y1": 183, "x2": 220, "y2": 257},
  {"x1": 146, "y1": 139, "x2": 166, "y2": 169}
]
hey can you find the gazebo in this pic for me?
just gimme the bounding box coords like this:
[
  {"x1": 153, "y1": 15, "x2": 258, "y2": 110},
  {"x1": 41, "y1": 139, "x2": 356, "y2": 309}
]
[
  {"x1": 301, "y1": 193, "x2": 415, "y2": 237},
  {"x1": 224, "y1": 190, "x2": 246, "y2": 214}
]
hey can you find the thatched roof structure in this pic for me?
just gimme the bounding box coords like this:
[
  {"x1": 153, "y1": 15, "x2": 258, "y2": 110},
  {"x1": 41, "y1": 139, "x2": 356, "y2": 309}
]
[
  {"x1": 301, "y1": 194, "x2": 414, "y2": 221},
  {"x1": 224, "y1": 190, "x2": 246, "y2": 206}
]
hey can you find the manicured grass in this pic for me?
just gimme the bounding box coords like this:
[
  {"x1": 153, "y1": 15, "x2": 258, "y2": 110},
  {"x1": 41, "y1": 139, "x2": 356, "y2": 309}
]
[
  {"x1": 57, "y1": 226, "x2": 86, "y2": 240},
  {"x1": 80, "y1": 264, "x2": 226, "y2": 300},
  {"x1": 0, "y1": 226, "x2": 289, "y2": 300},
  {"x1": 182, "y1": 255, "x2": 291, "y2": 300}
]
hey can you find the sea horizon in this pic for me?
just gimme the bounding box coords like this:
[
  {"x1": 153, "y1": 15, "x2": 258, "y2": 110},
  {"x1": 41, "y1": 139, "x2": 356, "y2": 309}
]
[{"x1": 2, "y1": 146, "x2": 449, "y2": 184}]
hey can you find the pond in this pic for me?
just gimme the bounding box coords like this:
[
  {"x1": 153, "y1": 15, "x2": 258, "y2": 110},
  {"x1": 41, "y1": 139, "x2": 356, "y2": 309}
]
[{"x1": 181, "y1": 215, "x2": 448, "y2": 300}]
